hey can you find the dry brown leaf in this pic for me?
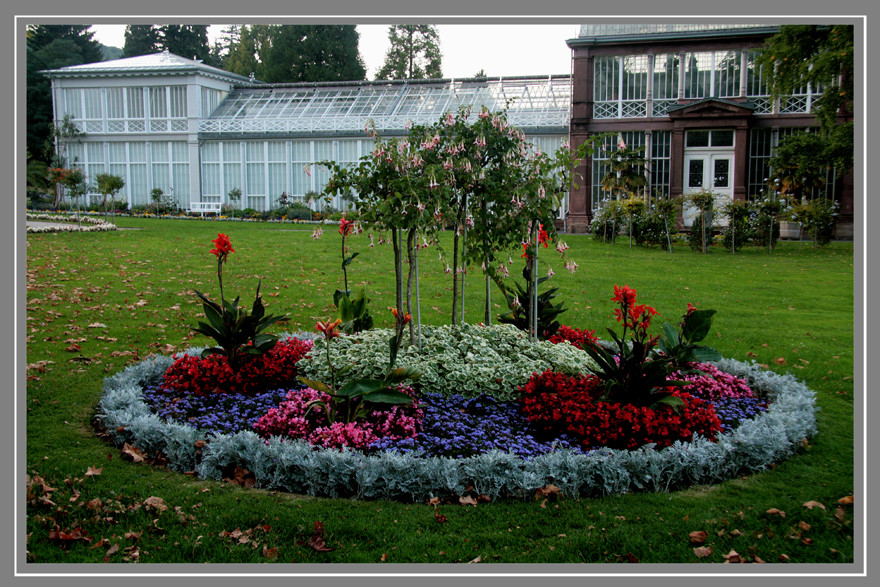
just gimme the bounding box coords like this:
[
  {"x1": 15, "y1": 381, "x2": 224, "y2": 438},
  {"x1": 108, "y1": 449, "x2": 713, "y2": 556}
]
[
  {"x1": 143, "y1": 496, "x2": 168, "y2": 512},
  {"x1": 724, "y1": 550, "x2": 742, "y2": 563},
  {"x1": 693, "y1": 546, "x2": 712, "y2": 558},
  {"x1": 802, "y1": 500, "x2": 826, "y2": 511},
  {"x1": 837, "y1": 495, "x2": 854, "y2": 505},
  {"x1": 122, "y1": 443, "x2": 145, "y2": 463},
  {"x1": 799, "y1": 521, "x2": 811, "y2": 532},
  {"x1": 688, "y1": 531, "x2": 708, "y2": 545},
  {"x1": 263, "y1": 545, "x2": 279, "y2": 560},
  {"x1": 468, "y1": 555, "x2": 482, "y2": 564},
  {"x1": 459, "y1": 495, "x2": 478, "y2": 507},
  {"x1": 766, "y1": 508, "x2": 786, "y2": 517},
  {"x1": 85, "y1": 466, "x2": 102, "y2": 477}
]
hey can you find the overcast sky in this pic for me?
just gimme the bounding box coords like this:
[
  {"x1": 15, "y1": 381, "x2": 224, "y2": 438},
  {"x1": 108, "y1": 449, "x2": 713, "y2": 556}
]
[{"x1": 88, "y1": 24, "x2": 579, "y2": 79}]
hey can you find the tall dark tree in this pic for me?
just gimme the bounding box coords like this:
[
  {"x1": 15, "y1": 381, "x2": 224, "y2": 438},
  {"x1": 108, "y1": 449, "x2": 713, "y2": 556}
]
[
  {"x1": 123, "y1": 24, "x2": 161, "y2": 57},
  {"x1": 376, "y1": 25, "x2": 442, "y2": 80},
  {"x1": 208, "y1": 24, "x2": 241, "y2": 69},
  {"x1": 223, "y1": 24, "x2": 262, "y2": 78},
  {"x1": 757, "y1": 25, "x2": 854, "y2": 174},
  {"x1": 160, "y1": 25, "x2": 211, "y2": 61},
  {"x1": 259, "y1": 25, "x2": 366, "y2": 83},
  {"x1": 26, "y1": 25, "x2": 103, "y2": 161}
]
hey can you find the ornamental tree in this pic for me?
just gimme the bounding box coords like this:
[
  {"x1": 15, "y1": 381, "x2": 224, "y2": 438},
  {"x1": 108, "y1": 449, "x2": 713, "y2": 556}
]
[{"x1": 95, "y1": 172, "x2": 125, "y2": 221}]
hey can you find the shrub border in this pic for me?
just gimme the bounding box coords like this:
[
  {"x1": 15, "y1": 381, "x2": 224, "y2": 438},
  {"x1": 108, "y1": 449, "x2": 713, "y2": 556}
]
[{"x1": 96, "y1": 349, "x2": 817, "y2": 502}]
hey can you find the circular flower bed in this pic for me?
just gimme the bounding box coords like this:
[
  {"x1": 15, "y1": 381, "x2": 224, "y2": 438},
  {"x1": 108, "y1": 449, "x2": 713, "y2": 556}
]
[
  {"x1": 96, "y1": 329, "x2": 817, "y2": 502},
  {"x1": 26, "y1": 213, "x2": 117, "y2": 233}
]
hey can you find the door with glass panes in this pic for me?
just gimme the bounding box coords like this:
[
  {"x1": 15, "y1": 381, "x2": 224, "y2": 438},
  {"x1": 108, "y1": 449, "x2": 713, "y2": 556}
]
[{"x1": 682, "y1": 129, "x2": 734, "y2": 227}]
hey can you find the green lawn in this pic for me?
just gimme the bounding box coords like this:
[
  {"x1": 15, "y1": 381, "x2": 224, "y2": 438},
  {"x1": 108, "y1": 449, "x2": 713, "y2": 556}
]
[{"x1": 24, "y1": 216, "x2": 856, "y2": 565}]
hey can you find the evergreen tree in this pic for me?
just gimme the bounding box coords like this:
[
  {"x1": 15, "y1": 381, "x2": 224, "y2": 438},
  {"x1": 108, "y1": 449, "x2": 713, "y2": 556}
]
[
  {"x1": 26, "y1": 25, "x2": 103, "y2": 161},
  {"x1": 259, "y1": 25, "x2": 366, "y2": 83},
  {"x1": 160, "y1": 25, "x2": 211, "y2": 61},
  {"x1": 123, "y1": 24, "x2": 161, "y2": 57},
  {"x1": 223, "y1": 24, "x2": 260, "y2": 78},
  {"x1": 376, "y1": 25, "x2": 442, "y2": 80}
]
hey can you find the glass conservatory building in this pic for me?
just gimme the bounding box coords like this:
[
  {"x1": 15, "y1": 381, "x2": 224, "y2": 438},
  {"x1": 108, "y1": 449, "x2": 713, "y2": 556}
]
[
  {"x1": 565, "y1": 24, "x2": 854, "y2": 237},
  {"x1": 43, "y1": 51, "x2": 572, "y2": 214}
]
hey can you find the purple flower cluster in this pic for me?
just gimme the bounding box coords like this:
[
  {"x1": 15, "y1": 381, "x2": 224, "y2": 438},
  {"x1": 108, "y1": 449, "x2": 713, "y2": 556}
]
[
  {"x1": 141, "y1": 384, "x2": 292, "y2": 436},
  {"x1": 371, "y1": 392, "x2": 585, "y2": 459},
  {"x1": 710, "y1": 396, "x2": 769, "y2": 432}
]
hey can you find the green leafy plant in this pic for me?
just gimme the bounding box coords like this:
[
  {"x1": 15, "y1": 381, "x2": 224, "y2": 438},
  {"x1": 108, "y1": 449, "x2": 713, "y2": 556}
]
[
  {"x1": 498, "y1": 264, "x2": 566, "y2": 340},
  {"x1": 658, "y1": 304, "x2": 722, "y2": 370},
  {"x1": 332, "y1": 217, "x2": 374, "y2": 334},
  {"x1": 580, "y1": 285, "x2": 684, "y2": 411},
  {"x1": 687, "y1": 190, "x2": 715, "y2": 254},
  {"x1": 298, "y1": 310, "x2": 420, "y2": 424},
  {"x1": 787, "y1": 197, "x2": 838, "y2": 248},
  {"x1": 191, "y1": 233, "x2": 288, "y2": 372}
]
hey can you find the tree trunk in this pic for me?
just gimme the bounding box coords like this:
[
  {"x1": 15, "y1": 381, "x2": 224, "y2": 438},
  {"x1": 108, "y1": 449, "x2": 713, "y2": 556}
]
[
  {"x1": 391, "y1": 227, "x2": 404, "y2": 318},
  {"x1": 406, "y1": 229, "x2": 416, "y2": 344}
]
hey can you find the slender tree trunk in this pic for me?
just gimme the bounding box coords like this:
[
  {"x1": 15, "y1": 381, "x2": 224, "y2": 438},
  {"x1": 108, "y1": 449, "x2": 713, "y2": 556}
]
[
  {"x1": 406, "y1": 229, "x2": 416, "y2": 344},
  {"x1": 484, "y1": 261, "x2": 491, "y2": 326},
  {"x1": 451, "y1": 229, "x2": 460, "y2": 326},
  {"x1": 391, "y1": 227, "x2": 404, "y2": 317},
  {"x1": 414, "y1": 239, "x2": 422, "y2": 350}
]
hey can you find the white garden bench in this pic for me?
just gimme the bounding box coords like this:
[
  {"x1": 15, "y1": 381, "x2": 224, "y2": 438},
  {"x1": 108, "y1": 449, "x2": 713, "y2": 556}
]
[{"x1": 189, "y1": 201, "x2": 222, "y2": 216}]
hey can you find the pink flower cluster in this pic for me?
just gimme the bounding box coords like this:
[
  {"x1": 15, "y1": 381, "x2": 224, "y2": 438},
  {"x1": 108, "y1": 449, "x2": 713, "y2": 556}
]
[
  {"x1": 672, "y1": 363, "x2": 756, "y2": 402},
  {"x1": 252, "y1": 386, "x2": 423, "y2": 451}
]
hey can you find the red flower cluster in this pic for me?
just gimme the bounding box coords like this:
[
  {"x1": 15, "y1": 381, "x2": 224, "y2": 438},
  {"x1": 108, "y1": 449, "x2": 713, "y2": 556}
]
[
  {"x1": 391, "y1": 307, "x2": 412, "y2": 326},
  {"x1": 338, "y1": 217, "x2": 355, "y2": 237},
  {"x1": 210, "y1": 233, "x2": 234, "y2": 262},
  {"x1": 546, "y1": 325, "x2": 599, "y2": 350},
  {"x1": 519, "y1": 370, "x2": 722, "y2": 450},
  {"x1": 162, "y1": 337, "x2": 313, "y2": 396},
  {"x1": 611, "y1": 284, "x2": 658, "y2": 333},
  {"x1": 519, "y1": 370, "x2": 603, "y2": 436}
]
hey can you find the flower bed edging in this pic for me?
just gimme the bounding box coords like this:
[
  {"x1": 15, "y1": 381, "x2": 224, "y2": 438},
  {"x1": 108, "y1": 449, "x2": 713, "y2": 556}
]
[{"x1": 96, "y1": 350, "x2": 817, "y2": 502}]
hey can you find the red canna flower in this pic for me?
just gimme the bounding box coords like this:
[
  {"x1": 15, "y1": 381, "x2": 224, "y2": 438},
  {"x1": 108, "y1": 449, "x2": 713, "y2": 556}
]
[
  {"x1": 338, "y1": 218, "x2": 355, "y2": 237},
  {"x1": 391, "y1": 308, "x2": 412, "y2": 326},
  {"x1": 210, "y1": 233, "x2": 234, "y2": 261},
  {"x1": 611, "y1": 284, "x2": 637, "y2": 306},
  {"x1": 315, "y1": 319, "x2": 342, "y2": 339}
]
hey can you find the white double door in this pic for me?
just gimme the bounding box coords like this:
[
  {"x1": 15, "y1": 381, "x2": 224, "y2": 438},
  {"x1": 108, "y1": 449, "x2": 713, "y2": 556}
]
[{"x1": 682, "y1": 149, "x2": 734, "y2": 227}]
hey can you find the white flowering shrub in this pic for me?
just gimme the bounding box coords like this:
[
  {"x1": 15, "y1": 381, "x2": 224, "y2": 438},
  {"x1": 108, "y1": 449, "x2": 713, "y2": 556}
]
[
  {"x1": 26, "y1": 213, "x2": 117, "y2": 233},
  {"x1": 297, "y1": 323, "x2": 596, "y2": 401}
]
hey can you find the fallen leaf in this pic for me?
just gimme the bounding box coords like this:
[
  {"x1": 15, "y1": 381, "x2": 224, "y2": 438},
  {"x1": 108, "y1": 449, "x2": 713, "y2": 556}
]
[
  {"x1": 535, "y1": 483, "x2": 562, "y2": 499},
  {"x1": 799, "y1": 521, "x2": 811, "y2": 532},
  {"x1": 766, "y1": 508, "x2": 786, "y2": 518},
  {"x1": 459, "y1": 495, "x2": 478, "y2": 507},
  {"x1": 102, "y1": 542, "x2": 119, "y2": 562},
  {"x1": 143, "y1": 496, "x2": 168, "y2": 512},
  {"x1": 122, "y1": 443, "x2": 145, "y2": 463},
  {"x1": 837, "y1": 495, "x2": 854, "y2": 505},
  {"x1": 689, "y1": 530, "x2": 708, "y2": 544},
  {"x1": 468, "y1": 555, "x2": 482, "y2": 563},
  {"x1": 693, "y1": 546, "x2": 713, "y2": 558},
  {"x1": 380, "y1": 553, "x2": 388, "y2": 562},
  {"x1": 88, "y1": 322, "x2": 107, "y2": 328},
  {"x1": 778, "y1": 554, "x2": 790, "y2": 562},
  {"x1": 724, "y1": 550, "x2": 742, "y2": 563},
  {"x1": 85, "y1": 466, "x2": 102, "y2": 477},
  {"x1": 263, "y1": 545, "x2": 279, "y2": 560}
]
